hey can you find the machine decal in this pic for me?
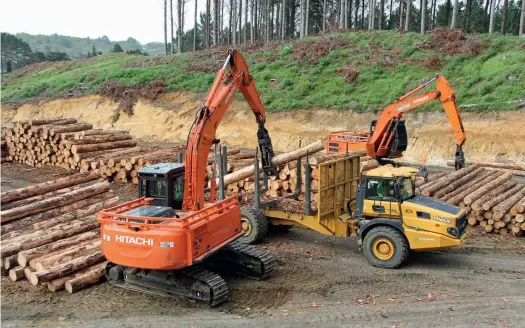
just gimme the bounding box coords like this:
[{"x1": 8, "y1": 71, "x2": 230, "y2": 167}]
[
  {"x1": 160, "y1": 242, "x2": 175, "y2": 248},
  {"x1": 414, "y1": 237, "x2": 436, "y2": 242},
  {"x1": 433, "y1": 216, "x2": 452, "y2": 224},
  {"x1": 115, "y1": 235, "x2": 154, "y2": 246}
]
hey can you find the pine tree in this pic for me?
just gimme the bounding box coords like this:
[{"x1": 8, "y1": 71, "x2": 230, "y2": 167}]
[{"x1": 113, "y1": 43, "x2": 124, "y2": 53}]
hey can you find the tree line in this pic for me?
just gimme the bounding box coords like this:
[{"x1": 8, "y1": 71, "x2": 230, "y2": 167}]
[{"x1": 163, "y1": 0, "x2": 525, "y2": 53}]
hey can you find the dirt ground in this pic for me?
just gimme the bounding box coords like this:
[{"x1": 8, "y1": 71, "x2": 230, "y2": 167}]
[{"x1": 1, "y1": 163, "x2": 525, "y2": 328}]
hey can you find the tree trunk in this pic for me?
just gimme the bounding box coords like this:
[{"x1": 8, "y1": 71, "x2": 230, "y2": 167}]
[
  {"x1": 78, "y1": 129, "x2": 129, "y2": 139},
  {"x1": 451, "y1": 0, "x2": 458, "y2": 28},
  {"x1": 1, "y1": 171, "x2": 101, "y2": 204},
  {"x1": 399, "y1": 0, "x2": 404, "y2": 28},
  {"x1": 9, "y1": 266, "x2": 25, "y2": 281},
  {"x1": 65, "y1": 262, "x2": 107, "y2": 293},
  {"x1": 244, "y1": 0, "x2": 248, "y2": 42},
  {"x1": 251, "y1": 0, "x2": 255, "y2": 41},
  {"x1": 164, "y1": 0, "x2": 168, "y2": 54},
  {"x1": 444, "y1": 171, "x2": 501, "y2": 205},
  {"x1": 404, "y1": 0, "x2": 411, "y2": 31},
  {"x1": 421, "y1": 0, "x2": 426, "y2": 34},
  {"x1": 379, "y1": 0, "x2": 384, "y2": 29},
  {"x1": 17, "y1": 230, "x2": 100, "y2": 268},
  {"x1": 423, "y1": 166, "x2": 478, "y2": 196},
  {"x1": 305, "y1": 0, "x2": 310, "y2": 36},
  {"x1": 71, "y1": 140, "x2": 137, "y2": 154},
  {"x1": 489, "y1": 0, "x2": 496, "y2": 33},
  {"x1": 389, "y1": 0, "x2": 393, "y2": 28},
  {"x1": 323, "y1": 0, "x2": 327, "y2": 30},
  {"x1": 170, "y1": 0, "x2": 175, "y2": 53},
  {"x1": 282, "y1": 0, "x2": 286, "y2": 38},
  {"x1": 355, "y1": 0, "x2": 360, "y2": 28},
  {"x1": 73, "y1": 146, "x2": 141, "y2": 163},
  {"x1": 28, "y1": 251, "x2": 105, "y2": 286},
  {"x1": 217, "y1": 141, "x2": 324, "y2": 186},
  {"x1": 520, "y1": 0, "x2": 525, "y2": 36},
  {"x1": 361, "y1": 0, "x2": 365, "y2": 28},
  {"x1": 340, "y1": 0, "x2": 344, "y2": 28},
  {"x1": 432, "y1": 168, "x2": 484, "y2": 198},
  {"x1": 34, "y1": 240, "x2": 102, "y2": 271},
  {"x1": 510, "y1": 196, "x2": 525, "y2": 216},
  {"x1": 65, "y1": 134, "x2": 132, "y2": 149},
  {"x1": 463, "y1": 173, "x2": 513, "y2": 206},
  {"x1": 300, "y1": 0, "x2": 305, "y2": 38},
  {"x1": 482, "y1": 184, "x2": 523, "y2": 211},
  {"x1": 194, "y1": 0, "x2": 198, "y2": 51},
  {"x1": 471, "y1": 180, "x2": 516, "y2": 210},
  {"x1": 0, "y1": 181, "x2": 111, "y2": 223},
  {"x1": 501, "y1": 0, "x2": 508, "y2": 34},
  {"x1": 43, "y1": 123, "x2": 93, "y2": 137},
  {"x1": 47, "y1": 262, "x2": 106, "y2": 292},
  {"x1": 492, "y1": 186, "x2": 525, "y2": 220}
]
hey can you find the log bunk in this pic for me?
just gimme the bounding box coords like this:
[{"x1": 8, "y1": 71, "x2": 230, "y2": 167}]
[{"x1": 0, "y1": 171, "x2": 117, "y2": 293}]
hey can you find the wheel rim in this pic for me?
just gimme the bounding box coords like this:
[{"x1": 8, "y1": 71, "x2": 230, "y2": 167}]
[
  {"x1": 372, "y1": 238, "x2": 394, "y2": 260},
  {"x1": 240, "y1": 217, "x2": 252, "y2": 236}
]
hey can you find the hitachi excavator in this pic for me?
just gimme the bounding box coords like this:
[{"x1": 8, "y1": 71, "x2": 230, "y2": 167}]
[
  {"x1": 326, "y1": 75, "x2": 467, "y2": 170},
  {"x1": 97, "y1": 50, "x2": 276, "y2": 306}
]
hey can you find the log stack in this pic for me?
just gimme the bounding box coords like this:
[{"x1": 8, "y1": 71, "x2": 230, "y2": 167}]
[
  {"x1": 0, "y1": 171, "x2": 116, "y2": 293},
  {"x1": 419, "y1": 167, "x2": 525, "y2": 236},
  {"x1": 2, "y1": 117, "x2": 187, "y2": 184}
]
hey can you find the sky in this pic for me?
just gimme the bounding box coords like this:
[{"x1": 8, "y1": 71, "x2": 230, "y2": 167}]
[{"x1": 0, "y1": 0, "x2": 204, "y2": 44}]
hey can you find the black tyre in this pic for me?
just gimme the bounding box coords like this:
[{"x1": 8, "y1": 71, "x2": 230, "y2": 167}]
[
  {"x1": 362, "y1": 226, "x2": 409, "y2": 269},
  {"x1": 237, "y1": 207, "x2": 268, "y2": 245}
]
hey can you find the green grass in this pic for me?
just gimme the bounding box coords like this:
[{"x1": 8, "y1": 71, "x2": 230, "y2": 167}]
[{"x1": 2, "y1": 30, "x2": 525, "y2": 112}]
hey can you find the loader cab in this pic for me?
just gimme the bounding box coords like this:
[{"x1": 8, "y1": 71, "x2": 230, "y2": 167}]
[
  {"x1": 137, "y1": 163, "x2": 185, "y2": 209},
  {"x1": 354, "y1": 166, "x2": 417, "y2": 218}
]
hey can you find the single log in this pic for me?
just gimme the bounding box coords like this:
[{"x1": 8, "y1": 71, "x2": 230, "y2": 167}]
[
  {"x1": 463, "y1": 173, "x2": 512, "y2": 206},
  {"x1": 29, "y1": 118, "x2": 71, "y2": 126},
  {"x1": 217, "y1": 140, "x2": 325, "y2": 186},
  {"x1": 482, "y1": 184, "x2": 523, "y2": 211},
  {"x1": 71, "y1": 140, "x2": 138, "y2": 154},
  {"x1": 446, "y1": 160, "x2": 525, "y2": 172},
  {"x1": 492, "y1": 186, "x2": 525, "y2": 220},
  {"x1": 0, "y1": 170, "x2": 101, "y2": 204},
  {"x1": 441, "y1": 170, "x2": 498, "y2": 201},
  {"x1": 2, "y1": 255, "x2": 18, "y2": 270},
  {"x1": 433, "y1": 168, "x2": 485, "y2": 198},
  {"x1": 423, "y1": 166, "x2": 478, "y2": 196},
  {"x1": 78, "y1": 129, "x2": 129, "y2": 139},
  {"x1": 17, "y1": 230, "x2": 99, "y2": 267},
  {"x1": 484, "y1": 224, "x2": 494, "y2": 233},
  {"x1": 9, "y1": 266, "x2": 26, "y2": 281},
  {"x1": 66, "y1": 134, "x2": 132, "y2": 147},
  {"x1": 34, "y1": 240, "x2": 102, "y2": 271},
  {"x1": 46, "y1": 123, "x2": 93, "y2": 136},
  {"x1": 446, "y1": 171, "x2": 504, "y2": 205},
  {"x1": 471, "y1": 180, "x2": 517, "y2": 210},
  {"x1": 467, "y1": 217, "x2": 478, "y2": 226},
  {"x1": 516, "y1": 214, "x2": 525, "y2": 223},
  {"x1": 360, "y1": 159, "x2": 380, "y2": 172},
  {"x1": 47, "y1": 261, "x2": 106, "y2": 292},
  {"x1": 0, "y1": 181, "x2": 111, "y2": 223},
  {"x1": 1, "y1": 220, "x2": 99, "y2": 258},
  {"x1": 73, "y1": 146, "x2": 140, "y2": 162},
  {"x1": 510, "y1": 196, "x2": 525, "y2": 215},
  {"x1": 1, "y1": 193, "x2": 117, "y2": 235},
  {"x1": 28, "y1": 251, "x2": 105, "y2": 285},
  {"x1": 64, "y1": 261, "x2": 107, "y2": 293}
]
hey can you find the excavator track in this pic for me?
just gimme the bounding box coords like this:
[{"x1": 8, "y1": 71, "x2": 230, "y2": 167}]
[
  {"x1": 211, "y1": 241, "x2": 276, "y2": 280},
  {"x1": 104, "y1": 263, "x2": 228, "y2": 307}
]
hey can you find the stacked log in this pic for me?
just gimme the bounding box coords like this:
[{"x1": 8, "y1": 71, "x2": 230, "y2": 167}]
[
  {"x1": 0, "y1": 172, "x2": 116, "y2": 293},
  {"x1": 420, "y1": 167, "x2": 525, "y2": 236},
  {"x1": 2, "y1": 117, "x2": 188, "y2": 184}
]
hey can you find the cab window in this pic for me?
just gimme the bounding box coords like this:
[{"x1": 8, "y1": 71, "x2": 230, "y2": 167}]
[
  {"x1": 399, "y1": 177, "x2": 414, "y2": 200},
  {"x1": 147, "y1": 180, "x2": 167, "y2": 198},
  {"x1": 173, "y1": 175, "x2": 184, "y2": 201},
  {"x1": 365, "y1": 178, "x2": 396, "y2": 200}
]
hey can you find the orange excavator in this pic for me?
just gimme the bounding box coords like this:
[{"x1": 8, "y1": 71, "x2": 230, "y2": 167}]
[
  {"x1": 326, "y1": 75, "x2": 467, "y2": 170},
  {"x1": 97, "y1": 50, "x2": 276, "y2": 306}
]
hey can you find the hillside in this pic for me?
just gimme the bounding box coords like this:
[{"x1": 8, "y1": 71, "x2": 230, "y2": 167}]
[
  {"x1": 15, "y1": 33, "x2": 164, "y2": 59},
  {"x1": 2, "y1": 30, "x2": 525, "y2": 112}
]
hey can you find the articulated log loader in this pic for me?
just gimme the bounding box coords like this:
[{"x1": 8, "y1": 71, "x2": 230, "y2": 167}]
[
  {"x1": 326, "y1": 75, "x2": 467, "y2": 170},
  {"x1": 97, "y1": 50, "x2": 276, "y2": 306},
  {"x1": 243, "y1": 152, "x2": 467, "y2": 268}
]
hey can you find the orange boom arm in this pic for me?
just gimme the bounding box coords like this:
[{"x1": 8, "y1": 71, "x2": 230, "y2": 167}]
[{"x1": 183, "y1": 50, "x2": 275, "y2": 211}]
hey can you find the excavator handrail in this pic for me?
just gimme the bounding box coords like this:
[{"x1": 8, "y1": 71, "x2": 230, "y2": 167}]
[{"x1": 97, "y1": 196, "x2": 239, "y2": 229}]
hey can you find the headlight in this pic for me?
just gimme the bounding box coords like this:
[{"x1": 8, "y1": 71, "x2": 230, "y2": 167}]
[{"x1": 447, "y1": 227, "x2": 458, "y2": 237}]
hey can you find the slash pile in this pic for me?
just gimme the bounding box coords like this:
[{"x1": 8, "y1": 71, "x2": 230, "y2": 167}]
[
  {"x1": 0, "y1": 171, "x2": 117, "y2": 293},
  {"x1": 2, "y1": 118, "x2": 185, "y2": 184},
  {"x1": 419, "y1": 166, "x2": 525, "y2": 236}
]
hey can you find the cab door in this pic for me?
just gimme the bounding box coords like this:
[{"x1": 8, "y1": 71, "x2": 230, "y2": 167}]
[{"x1": 362, "y1": 177, "x2": 402, "y2": 219}]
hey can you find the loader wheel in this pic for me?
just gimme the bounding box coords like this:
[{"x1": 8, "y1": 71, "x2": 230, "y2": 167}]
[
  {"x1": 363, "y1": 226, "x2": 409, "y2": 269},
  {"x1": 238, "y1": 207, "x2": 268, "y2": 245}
]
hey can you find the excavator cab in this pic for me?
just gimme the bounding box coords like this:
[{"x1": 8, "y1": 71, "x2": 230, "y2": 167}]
[
  {"x1": 370, "y1": 119, "x2": 408, "y2": 159},
  {"x1": 137, "y1": 163, "x2": 185, "y2": 209}
]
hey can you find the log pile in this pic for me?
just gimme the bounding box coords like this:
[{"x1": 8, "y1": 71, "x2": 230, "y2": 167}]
[
  {"x1": 2, "y1": 118, "x2": 186, "y2": 184},
  {"x1": 0, "y1": 171, "x2": 116, "y2": 293},
  {"x1": 420, "y1": 167, "x2": 525, "y2": 236}
]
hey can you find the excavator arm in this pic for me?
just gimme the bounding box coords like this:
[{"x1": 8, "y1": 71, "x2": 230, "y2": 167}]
[
  {"x1": 366, "y1": 74, "x2": 466, "y2": 170},
  {"x1": 183, "y1": 50, "x2": 276, "y2": 211}
]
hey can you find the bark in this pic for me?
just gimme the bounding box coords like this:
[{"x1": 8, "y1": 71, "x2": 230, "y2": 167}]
[
  {"x1": 510, "y1": 196, "x2": 525, "y2": 216},
  {"x1": 470, "y1": 180, "x2": 516, "y2": 210},
  {"x1": 71, "y1": 140, "x2": 137, "y2": 154},
  {"x1": 520, "y1": 0, "x2": 525, "y2": 36},
  {"x1": 65, "y1": 262, "x2": 107, "y2": 293},
  {"x1": 28, "y1": 251, "x2": 105, "y2": 285},
  {"x1": 322, "y1": 0, "x2": 326, "y2": 30},
  {"x1": 164, "y1": 0, "x2": 169, "y2": 54},
  {"x1": 3, "y1": 255, "x2": 18, "y2": 270},
  {"x1": 423, "y1": 166, "x2": 477, "y2": 197},
  {"x1": 451, "y1": 0, "x2": 458, "y2": 28},
  {"x1": 355, "y1": 0, "x2": 360, "y2": 28},
  {"x1": 1, "y1": 194, "x2": 117, "y2": 235},
  {"x1": 379, "y1": 0, "x2": 384, "y2": 29},
  {"x1": 17, "y1": 230, "x2": 100, "y2": 268},
  {"x1": 1, "y1": 170, "x2": 101, "y2": 204},
  {"x1": 492, "y1": 186, "x2": 525, "y2": 220},
  {"x1": 501, "y1": 0, "x2": 508, "y2": 34},
  {"x1": 76, "y1": 129, "x2": 129, "y2": 139},
  {"x1": 28, "y1": 118, "x2": 69, "y2": 126},
  {"x1": 482, "y1": 184, "x2": 523, "y2": 211},
  {"x1": 217, "y1": 141, "x2": 325, "y2": 186},
  {"x1": 0, "y1": 181, "x2": 111, "y2": 223},
  {"x1": 399, "y1": 0, "x2": 404, "y2": 28},
  {"x1": 170, "y1": 0, "x2": 175, "y2": 54},
  {"x1": 194, "y1": 0, "x2": 198, "y2": 51},
  {"x1": 306, "y1": 0, "x2": 310, "y2": 36},
  {"x1": 421, "y1": 0, "x2": 426, "y2": 34},
  {"x1": 445, "y1": 171, "x2": 502, "y2": 205},
  {"x1": 432, "y1": 167, "x2": 484, "y2": 198},
  {"x1": 73, "y1": 146, "x2": 141, "y2": 162},
  {"x1": 463, "y1": 173, "x2": 513, "y2": 205},
  {"x1": 44, "y1": 123, "x2": 93, "y2": 137},
  {"x1": 47, "y1": 262, "x2": 106, "y2": 292},
  {"x1": 65, "y1": 134, "x2": 132, "y2": 148},
  {"x1": 34, "y1": 240, "x2": 102, "y2": 271},
  {"x1": 1, "y1": 220, "x2": 100, "y2": 258},
  {"x1": 489, "y1": 0, "x2": 496, "y2": 33},
  {"x1": 404, "y1": 0, "x2": 411, "y2": 31},
  {"x1": 9, "y1": 266, "x2": 25, "y2": 281},
  {"x1": 281, "y1": 0, "x2": 286, "y2": 38}
]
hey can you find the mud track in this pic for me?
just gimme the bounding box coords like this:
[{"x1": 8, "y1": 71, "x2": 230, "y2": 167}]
[{"x1": 2, "y1": 163, "x2": 525, "y2": 328}]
